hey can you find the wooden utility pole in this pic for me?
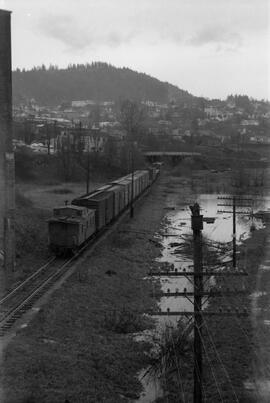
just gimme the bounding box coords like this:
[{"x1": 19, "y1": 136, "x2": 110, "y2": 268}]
[
  {"x1": 218, "y1": 196, "x2": 252, "y2": 269},
  {"x1": 190, "y1": 203, "x2": 203, "y2": 403},
  {"x1": 46, "y1": 121, "x2": 50, "y2": 155},
  {"x1": 83, "y1": 123, "x2": 90, "y2": 195},
  {"x1": 53, "y1": 120, "x2": 57, "y2": 154},
  {"x1": 232, "y1": 196, "x2": 236, "y2": 268},
  {"x1": 130, "y1": 148, "x2": 134, "y2": 218}
]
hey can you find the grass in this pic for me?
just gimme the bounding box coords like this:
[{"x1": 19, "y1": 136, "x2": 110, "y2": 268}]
[{"x1": 11, "y1": 190, "x2": 51, "y2": 288}]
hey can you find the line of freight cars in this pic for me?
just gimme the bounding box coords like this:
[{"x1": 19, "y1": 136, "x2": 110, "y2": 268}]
[{"x1": 48, "y1": 167, "x2": 159, "y2": 255}]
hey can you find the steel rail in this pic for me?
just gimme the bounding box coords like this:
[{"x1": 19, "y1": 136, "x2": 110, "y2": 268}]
[
  {"x1": 0, "y1": 253, "x2": 79, "y2": 333},
  {"x1": 0, "y1": 256, "x2": 56, "y2": 305}
]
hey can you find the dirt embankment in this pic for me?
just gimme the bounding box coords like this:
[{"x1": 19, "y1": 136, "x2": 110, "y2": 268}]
[{"x1": 1, "y1": 176, "x2": 172, "y2": 403}]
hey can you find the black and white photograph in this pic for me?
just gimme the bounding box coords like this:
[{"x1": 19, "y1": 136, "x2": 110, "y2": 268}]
[{"x1": 0, "y1": 1, "x2": 269, "y2": 402}]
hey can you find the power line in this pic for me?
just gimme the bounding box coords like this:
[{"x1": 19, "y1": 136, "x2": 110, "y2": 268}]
[
  {"x1": 196, "y1": 321, "x2": 224, "y2": 402},
  {"x1": 200, "y1": 312, "x2": 239, "y2": 403}
]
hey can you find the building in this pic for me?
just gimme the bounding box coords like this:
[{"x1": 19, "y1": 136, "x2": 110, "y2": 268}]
[{"x1": 71, "y1": 100, "x2": 96, "y2": 108}]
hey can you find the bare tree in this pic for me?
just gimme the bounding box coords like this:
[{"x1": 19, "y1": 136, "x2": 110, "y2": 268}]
[{"x1": 119, "y1": 99, "x2": 145, "y2": 143}]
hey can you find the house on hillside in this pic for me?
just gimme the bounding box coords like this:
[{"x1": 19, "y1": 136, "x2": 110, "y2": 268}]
[
  {"x1": 72, "y1": 100, "x2": 96, "y2": 108},
  {"x1": 241, "y1": 119, "x2": 259, "y2": 126}
]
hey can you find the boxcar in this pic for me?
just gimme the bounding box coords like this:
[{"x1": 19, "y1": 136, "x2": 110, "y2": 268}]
[
  {"x1": 111, "y1": 178, "x2": 131, "y2": 207},
  {"x1": 73, "y1": 190, "x2": 114, "y2": 230},
  {"x1": 106, "y1": 185, "x2": 125, "y2": 217},
  {"x1": 140, "y1": 170, "x2": 150, "y2": 189},
  {"x1": 121, "y1": 173, "x2": 139, "y2": 198}
]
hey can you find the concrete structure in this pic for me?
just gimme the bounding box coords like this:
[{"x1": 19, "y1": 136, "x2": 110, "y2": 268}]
[{"x1": 0, "y1": 9, "x2": 15, "y2": 284}]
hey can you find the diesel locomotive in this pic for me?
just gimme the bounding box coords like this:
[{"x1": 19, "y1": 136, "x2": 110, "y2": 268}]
[{"x1": 48, "y1": 167, "x2": 159, "y2": 255}]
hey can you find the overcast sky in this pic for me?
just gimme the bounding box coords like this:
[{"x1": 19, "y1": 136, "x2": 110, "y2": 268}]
[{"x1": 1, "y1": 0, "x2": 270, "y2": 100}]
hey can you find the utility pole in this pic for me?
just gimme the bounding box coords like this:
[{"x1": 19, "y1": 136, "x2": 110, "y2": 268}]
[
  {"x1": 130, "y1": 147, "x2": 134, "y2": 218},
  {"x1": 148, "y1": 203, "x2": 249, "y2": 402},
  {"x1": 46, "y1": 121, "x2": 50, "y2": 155},
  {"x1": 53, "y1": 120, "x2": 57, "y2": 154},
  {"x1": 85, "y1": 124, "x2": 91, "y2": 194},
  {"x1": 218, "y1": 196, "x2": 252, "y2": 269},
  {"x1": 191, "y1": 203, "x2": 203, "y2": 403},
  {"x1": 233, "y1": 196, "x2": 236, "y2": 268}
]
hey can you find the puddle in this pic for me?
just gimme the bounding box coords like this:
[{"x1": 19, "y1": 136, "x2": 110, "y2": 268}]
[
  {"x1": 259, "y1": 265, "x2": 270, "y2": 271},
  {"x1": 136, "y1": 370, "x2": 163, "y2": 403}
]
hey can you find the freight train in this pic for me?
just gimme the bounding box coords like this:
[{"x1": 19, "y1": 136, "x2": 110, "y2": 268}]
[{"x1": 48, "y1": 167, "x2": 159, "y2": 255}]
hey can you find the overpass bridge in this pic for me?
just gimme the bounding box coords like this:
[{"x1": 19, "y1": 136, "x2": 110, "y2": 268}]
[{"x1": 143, "y1": 151, "x2": 201, "y2": 162}]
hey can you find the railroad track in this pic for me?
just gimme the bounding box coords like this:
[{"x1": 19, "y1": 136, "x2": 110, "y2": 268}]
[
  {"x1": 0, "y1": 221, "x2": 123, "y2": 336},
  {"x1": 0, "y1": 179, "x2": 158, "y2": 336},
  {"x1": 0, "y1": 255, "x2": 80, "y2": 336}
]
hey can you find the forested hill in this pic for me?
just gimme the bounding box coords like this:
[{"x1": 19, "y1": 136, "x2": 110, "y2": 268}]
[{"x1": 12, "y1": 62, "x2": 195, "y2": 106}]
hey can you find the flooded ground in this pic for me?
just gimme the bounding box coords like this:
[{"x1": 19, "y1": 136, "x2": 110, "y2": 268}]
[{"x1": 135, "y1": 188, "x2": 269, "y2": 403}]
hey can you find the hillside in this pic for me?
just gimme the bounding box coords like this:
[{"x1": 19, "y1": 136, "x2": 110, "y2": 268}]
[{"x1": 12, "y1": 62, "x2": 195, "y2": 106}]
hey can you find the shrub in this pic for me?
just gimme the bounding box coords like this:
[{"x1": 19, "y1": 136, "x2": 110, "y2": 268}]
[{"x1": 104, "y1": 309, "x2": 148, "y2": 334}]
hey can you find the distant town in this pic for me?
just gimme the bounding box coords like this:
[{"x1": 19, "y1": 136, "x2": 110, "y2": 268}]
[{"x1": 12, "y1": 94, "x2": 270, "y2": 156}]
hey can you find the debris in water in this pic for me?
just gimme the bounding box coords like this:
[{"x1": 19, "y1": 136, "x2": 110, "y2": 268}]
[
  {"x1": 203, "y1": 217, "x2": 215, "y2": 224},
  {"x1": 169, "y1": 242, "x2": 182, "y2": 248}
]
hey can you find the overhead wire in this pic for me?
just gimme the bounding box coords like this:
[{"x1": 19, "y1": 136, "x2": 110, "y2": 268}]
[
  {"x1": 195, "y1": 321, "x2": 224, "y2": 402},
  {"x1": 200, "y1": 311, "x2": 240, "y2": 403},
  {"x1": 168, "y1": 323, "x2": 187, "y2": 403}
]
